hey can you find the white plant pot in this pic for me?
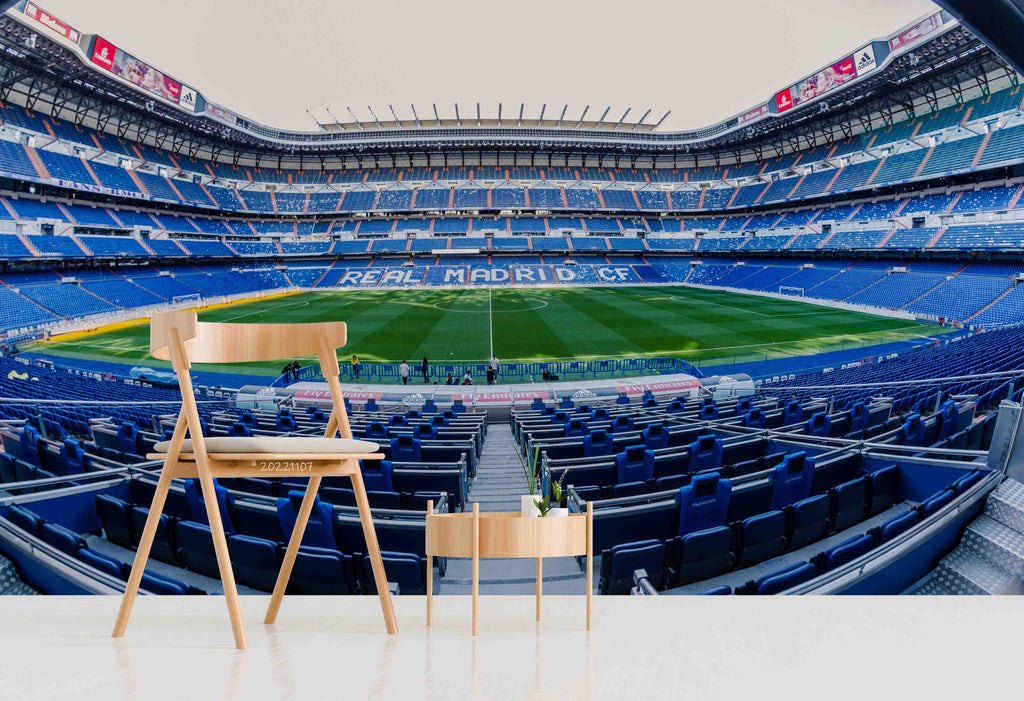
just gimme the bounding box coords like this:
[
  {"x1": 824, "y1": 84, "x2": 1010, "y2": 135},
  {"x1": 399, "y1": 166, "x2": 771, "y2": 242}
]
[
  {"x1": 521, "y1": 495, "x2": 541, "y2": 518},
  {"x1": 546, "y1": 508, "x2": 569, "y2": 518}
]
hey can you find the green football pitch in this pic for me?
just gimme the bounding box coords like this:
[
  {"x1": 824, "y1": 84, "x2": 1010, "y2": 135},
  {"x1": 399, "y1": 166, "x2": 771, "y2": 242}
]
[{"x1": 30, "y1": 286, "x2": 940, "y2": 377}]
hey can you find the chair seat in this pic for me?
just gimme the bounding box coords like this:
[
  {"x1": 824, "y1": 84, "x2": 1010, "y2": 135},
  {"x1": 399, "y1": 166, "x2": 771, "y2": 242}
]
[{"x1": 154, "y1": 436, "x2": 379, "y2": 455}]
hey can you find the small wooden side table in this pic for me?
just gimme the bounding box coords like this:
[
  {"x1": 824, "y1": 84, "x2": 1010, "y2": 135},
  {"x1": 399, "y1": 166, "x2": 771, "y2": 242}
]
[{"x1": 425, "y1": 501, "x2": 594, "y2": 635}]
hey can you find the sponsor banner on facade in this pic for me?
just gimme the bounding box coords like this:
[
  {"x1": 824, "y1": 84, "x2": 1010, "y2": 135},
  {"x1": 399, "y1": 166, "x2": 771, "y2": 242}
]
[
  {"x1": 22, "y1": 2, "x2": 80, "y2": 43},
  {"x1": 204, "y1": 102, "x2": 238, "y2": 125},
  {"x1": 793, "y1": 55, "x2": 857, "y2": 106},
  {"x1": 615, "y1": 379, "x2": 702, "y2": 397},
  {"x1": 889, "y1": 12, "x2": 944, "y2": 51},
  {"x1": 853, "y1": 44, "x2": 877, "y2": 76},
  {"x1": 738, "y1": 103, "x2": 769, "y2": 124},
  {"x1": 775, "y1": 54, "x2": 858, "y2": 114},
  {"x1": 90, "y1": 35, "x2": 182, "y2": 105},
  {"x1": 179, "y1": 84, "x2": 199, "y2": 113},
  {"x1": 774, "y1": 87, "x2": 794, "y2": 113},
  {"x1": 53, "y1": 178, "x2": 145, "y2": 200}
]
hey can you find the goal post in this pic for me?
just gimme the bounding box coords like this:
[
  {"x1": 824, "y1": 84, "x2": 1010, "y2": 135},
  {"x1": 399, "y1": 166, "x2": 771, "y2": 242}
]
[{"x1": 779, "y1": 286, "x2": 805, "y2": 297}]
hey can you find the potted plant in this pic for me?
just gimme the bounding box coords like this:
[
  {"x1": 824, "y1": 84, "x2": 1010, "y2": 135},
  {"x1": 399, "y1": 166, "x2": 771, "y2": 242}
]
[
  {"x1": 533, "y1": 470, "x2": 569, "y2": 518},
  {"x1": 518, "y1": 444, "x2": 542, "y2": 517},
  {"x1": 518, "y1": 446, "x2": 569, "y2": 517}
]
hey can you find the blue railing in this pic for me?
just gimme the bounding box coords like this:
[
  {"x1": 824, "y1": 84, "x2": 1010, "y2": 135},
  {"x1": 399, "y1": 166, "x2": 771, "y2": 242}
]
[{"x1": 269, "y1": 356, "x2": 703, "y2": 387}]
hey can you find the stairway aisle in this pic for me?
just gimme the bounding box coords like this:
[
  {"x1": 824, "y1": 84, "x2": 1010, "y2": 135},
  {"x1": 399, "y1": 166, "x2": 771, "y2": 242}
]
[
  {"x1": 436, "y1": 421, "x2": 591, "y2": 594},
  {"x1": 915, "y1": 477, "x2": 1024, "y2": 594},
  {"x1": 468, "y1": 422, "x2": 528, "y2": 513}
]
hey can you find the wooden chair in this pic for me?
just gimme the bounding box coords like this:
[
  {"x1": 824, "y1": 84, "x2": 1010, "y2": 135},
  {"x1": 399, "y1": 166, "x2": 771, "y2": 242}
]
[{"x1": 111, "y1": 310, "x2": 398, "y2": 649}]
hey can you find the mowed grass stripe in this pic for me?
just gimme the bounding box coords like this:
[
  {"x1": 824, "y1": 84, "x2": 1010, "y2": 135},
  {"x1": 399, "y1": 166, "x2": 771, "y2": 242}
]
[
  {"x1": 491, "y1": 288, "x2": 579, "y2": 361},
  {"x1": 593, "y1": 287, "x2": 766, "y2": 352},
  {"x1": 27, "y1": 286, "x2": 941, "y2": 373}
]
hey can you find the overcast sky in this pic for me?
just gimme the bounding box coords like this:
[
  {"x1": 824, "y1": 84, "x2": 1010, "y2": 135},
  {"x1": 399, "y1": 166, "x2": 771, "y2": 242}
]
[{"x1": 41, "y1": 0, "x2": 937, "y2": 132}]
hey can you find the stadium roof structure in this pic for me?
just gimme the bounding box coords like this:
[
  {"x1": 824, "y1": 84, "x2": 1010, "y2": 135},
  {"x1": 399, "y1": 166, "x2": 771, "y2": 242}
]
[{"x1": 0, "y1": 1, "x2": 1019, "y2": 169}]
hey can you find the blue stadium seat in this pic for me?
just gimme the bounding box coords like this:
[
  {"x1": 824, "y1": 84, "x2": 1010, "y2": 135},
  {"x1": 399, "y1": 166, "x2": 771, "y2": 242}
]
[
  {"x1": 867, "y1": 465, "x2": 899, "y2": 516},
  {"x1": 361, "y1": 459, "x2": 394, "y2": 492},
  {"x1": 39, "y1": 522, "x2": 85, "y2": 555},
  {"x1": 564, "y1": 419, "x2": 589, "y2": 437},
  {"x1": 643, "y1": 423, "x2": 670, "y2": 450},
  {"x1": 952, "y1": 470, "x2": 984, "y2": 496},
  {"x1": 291, "y1": 546, "x2": 354, "y2": 594},
  {"x1": 788, "y1": 494, "x2": 831, "y2": 549},
  {"x1": 362, "y1": 552, "x2": 427, "y2": 595},
  {"x1": 583, "y1": 429, "x2": 614, "y2": 457},
  {"x1": 677, "y1": 526, "x2": 733, "y2": 584},
  {"x1": 77, "y1": 547, "x2": 126, "y2": 579},
  {"x1": 820, "y1": 533, "x2": 874, "y2": 571},
  {"x1": 117, "y1": 422, "x2": 140, "y2": 455},
  {"x1": 228, "y1": 422, "x2": 252, "y2": 437},
  {"x1": 227, "y1": 534, "x2": 281, "y2": 591},
  {"x1": 902, "y1": 414, "x2": 925, "y2": 447},
  {"x1": 414, "y1": 424, "x2": 437, "y2": 440},
  {"x1": 920, "y1": 489, "x2": 954, "y2": 518},
  {"x1": 782, "y1": 401, "x2": 803, "y2": 426},
  {"x1": 19, "y1": 426, "x2": 41, "y2": 467},
  {"x1": 744, "y1": 409, "x2": 766, "y2": 429},
  {"x1": 600, "y1": 539, "x2": 666, "y2": 594},
  {"x1": 698, "y1": 585, "x2": 732, "y2": 595},
  {"x1": 699, "y1": 403, "x2": 719, "y2": 420},
  {"x1": 60, "y1": 438, "x2": 85, "y2": 475},
  {"x1": 391, "y1": 435, "x2": 422, "y2": 462},
  {"x1": 0, "y1": 454, "x2": 15, "y2": 484},
  {"x1": 183, "y1": 479, "x2": 236, "y2": 534},
  {"x1": 688, "y1": 435, "x2": 723, "y2": 472},
  {"x1": 806, "y1": 412, "x2": 831, "y2": 437},
  {"x1": 7, "y1": 505, "x2": 42, "y2": 535},
  {"x1": 140, "y1": 570, "x2": 191, "y2": 595},
  {"x1": 365, "y1": 422, "x2": 389, "y2": 440},
  {"x1": 677, "y1": 472, "x2": 731, "y2": 534},
  {"x1": 615, "y1": 446, "x2": 655, "y2": 484},
  {"x1": 769, "y1": 452, "x2": 815, "y2": 509},
  {"x1": 878, "y1": 510, "x2": 919, "y2": 543},
  {"x1": 174, "y1": 521, "x2": 221, "y2": 578},
  {"x1": 736, "y1": 510, "x2": 787, "y2": 567},
  {"x1": 849, "y1": 403, "x2": 869, "y2": 434},
  {"x1": 95, "y1": 493, "x2": 135, "y2": 549},
  {"x1": 610, "y1": 416, "x2": 634, "y2": 433},
  {"x1": 276, "y1": 490, "x2": 337, "y2": 549},
  {"x1": 748, "y1": 561, "x2": 817, "y2": 595},
  {"x1": 130, "y1": 506, "x2": 176, "y2": 564},
  {"x1": 831, "y1": 477, "x2": 868, "y2": 531},
  {"x1": 937, "y1": 400, "x2": 959, "y2": 441}
]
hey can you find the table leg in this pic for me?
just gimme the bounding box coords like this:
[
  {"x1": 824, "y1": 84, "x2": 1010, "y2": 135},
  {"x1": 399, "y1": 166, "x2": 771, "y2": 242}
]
[
  {"x1": 472, "y1": 503, "x2": 479, "y2": 637},
  {"x1": 586, "y1": 501, "x2": 594, "y2": 632},
  {"x1": 426, "y1": 499, "x2": 433, "y2": 626},
  {"x1": 536, "y1": 558, "x2": 543, "y2": 622}
]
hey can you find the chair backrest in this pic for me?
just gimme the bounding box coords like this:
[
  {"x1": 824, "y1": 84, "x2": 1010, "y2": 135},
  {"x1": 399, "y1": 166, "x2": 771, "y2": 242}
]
[
  {"x1": 150, "y1": 310, "x2": 347, "y2": 367},
  {"x1": 150, "y1": 311, "x2": 355, "y2": 455}
]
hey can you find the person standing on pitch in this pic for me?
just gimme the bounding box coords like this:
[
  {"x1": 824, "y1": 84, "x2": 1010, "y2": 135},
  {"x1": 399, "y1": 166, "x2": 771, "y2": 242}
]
[
  {"x1": 400, "y1": 360, "x2": 410, "y2": 385},
  {"x1": 351, "y1": 355, "x2": 360, "y2": 379},
  {"x1": 421, "y1": 356, "x2": 429, "y2": 383},
  {"x1": 489, "y1": 354, "x2": 500, "y2": 381}
]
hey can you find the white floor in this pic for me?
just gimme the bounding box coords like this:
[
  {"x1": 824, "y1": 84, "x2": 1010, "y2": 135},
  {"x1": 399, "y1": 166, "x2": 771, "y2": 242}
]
[{"x1": 0, "y1": 595, "x2": 1021, "y2": 700}]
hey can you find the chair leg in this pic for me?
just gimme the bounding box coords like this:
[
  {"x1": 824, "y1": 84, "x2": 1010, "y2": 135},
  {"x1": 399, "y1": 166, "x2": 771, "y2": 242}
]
[
  {"x1": 264, "y1": 474, "x2": 323, "y2": 625},
  {"x1": 351, "y1": 465, "x2": 398, "y2": 634},
  {"x1": 195, "y1": 467, "x2": 248, "y2": 650},
  {"x1": 111, "y1": 456, "x2": 175, "y2": 638}
]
